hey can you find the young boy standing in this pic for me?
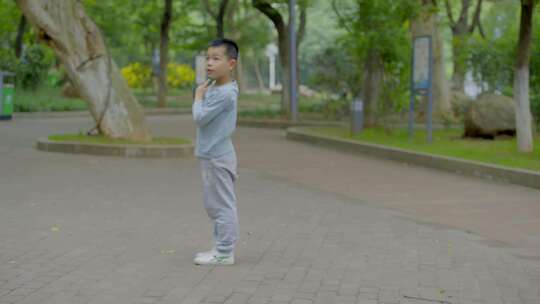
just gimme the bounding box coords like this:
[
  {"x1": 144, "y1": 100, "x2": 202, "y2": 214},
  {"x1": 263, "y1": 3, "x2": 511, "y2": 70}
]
[{"x1": 192, "y1": 39, "x2": 240, "y2": 266}]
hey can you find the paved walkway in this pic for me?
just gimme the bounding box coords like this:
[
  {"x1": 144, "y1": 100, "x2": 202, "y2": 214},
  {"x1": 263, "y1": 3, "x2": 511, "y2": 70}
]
[{"x1": 0, "y1": 115, "x2": 539, "y2": 304}]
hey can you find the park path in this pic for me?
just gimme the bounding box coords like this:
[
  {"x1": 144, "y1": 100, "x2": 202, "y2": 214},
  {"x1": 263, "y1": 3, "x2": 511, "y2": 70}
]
[{"x1": 0, "y1": 114, "x2": 538, "y2": 304}]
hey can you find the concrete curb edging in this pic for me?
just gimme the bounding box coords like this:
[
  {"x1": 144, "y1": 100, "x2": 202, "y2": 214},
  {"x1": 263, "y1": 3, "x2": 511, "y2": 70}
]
[
  {"x1": 286, "y1": 127, "x2": 540, "y2": 190},
  {"x1": 36, "y1": 137, "x2": 194, "y2": 158},
  {"x1": 15, "y1": 108, "x2": 191, "y2": 119},
  {"x1": 238, "y1": 118, "x2": 346, "y2": 129}
]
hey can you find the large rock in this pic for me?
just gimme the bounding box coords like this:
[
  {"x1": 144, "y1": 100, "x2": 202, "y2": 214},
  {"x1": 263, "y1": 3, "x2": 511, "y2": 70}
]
[{"x1": 464, "y1": 94, "x2": 515, "y2": 139}]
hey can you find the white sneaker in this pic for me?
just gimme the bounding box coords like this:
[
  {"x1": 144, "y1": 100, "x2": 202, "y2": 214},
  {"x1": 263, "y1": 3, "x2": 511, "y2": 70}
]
[
  {"x1": 193, "y1": 252, "x2": 234, "y2": 266},
  {"x1": 195, "y1": 247, "x2": 218, "y2": 258}
]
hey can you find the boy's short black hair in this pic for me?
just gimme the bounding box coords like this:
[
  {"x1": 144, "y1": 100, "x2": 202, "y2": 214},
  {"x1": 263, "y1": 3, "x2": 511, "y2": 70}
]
[{"x1": 208, "y1": 38, "x2": 239, "y2": 60}]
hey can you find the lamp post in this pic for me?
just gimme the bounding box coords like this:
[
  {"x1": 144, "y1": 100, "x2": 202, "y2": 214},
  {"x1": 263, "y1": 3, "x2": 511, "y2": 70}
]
[{"x1": 288, "y1": 0, "x2": 298, "y2": 122}]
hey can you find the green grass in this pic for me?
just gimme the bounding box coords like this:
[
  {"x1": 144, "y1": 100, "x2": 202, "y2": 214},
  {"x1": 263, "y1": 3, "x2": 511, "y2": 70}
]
[
  {"x1": 15, "y1": 86, "x2": 329, "y2": 115},
  {"x1": 307, "y1": 127, "x2": 540, "y2": 172},
  {"x1": 15, "y1": 86, "x2": 88, "y2": 112},
  {"x1": 48, "y1": 134, "x2": 190, "y2": 145}
]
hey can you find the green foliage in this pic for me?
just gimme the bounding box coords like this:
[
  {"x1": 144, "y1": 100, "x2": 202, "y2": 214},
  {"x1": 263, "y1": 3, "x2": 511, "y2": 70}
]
[
  {"x1": 16, "y1": 44, "x2": 54, "y2": 90},
  {"x1": 0, "y1": 0, "x2": 21, "y2": 51},
  {"x1": 465, "y1": 1, "x2": 540, "y2": 125},
  {"x1": 82, "y1": 0, "x2": 207, "y2": 66},
  {"x1": 0, "y1": 47, "x2": 17, "y2": 73},
  {"x1": 308, "y1": 0, "x2": 417, "y2": 115}
]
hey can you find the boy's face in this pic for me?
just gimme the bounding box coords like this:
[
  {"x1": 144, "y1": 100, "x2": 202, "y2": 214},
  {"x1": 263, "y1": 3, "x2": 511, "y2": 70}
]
[{"x1": 206, "y1": 46, "x2": 237, "y2": 80}]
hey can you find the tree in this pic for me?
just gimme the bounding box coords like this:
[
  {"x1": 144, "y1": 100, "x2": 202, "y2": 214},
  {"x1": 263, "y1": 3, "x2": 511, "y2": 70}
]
[
  {"x1": 14, "y1": 15, "x2": 26, "y2": 58},
  {"x1": 411, "y1": 0, "x2": 453, "y2": 122},
  {"x1": 221, "y1": 0, "x2": 273, "y2": 92},
  {"x1": 157, "y1": 0, "x2": 172, "y2": 108},
  {"x1": 202, "y1": 0, "x2": 231, "y2": 38},
  {"x1": 443, "y1": 0, "x2": 484, "y2": 91},
  {"x1": 202, "y1": 0, "x2": 249, "y2": 90},
  {"x1": 514, "y1": 0, "x2": 536, "y2": 152},
  {"x1": 17, "y1": 0, "x2": 152, "y2": 141},
  {"x1": 252, "y1": 0, "x2": 307, "y2": 117},
  {"x1": 333, "y1": 0, "x2": 416, "y2": 126}
]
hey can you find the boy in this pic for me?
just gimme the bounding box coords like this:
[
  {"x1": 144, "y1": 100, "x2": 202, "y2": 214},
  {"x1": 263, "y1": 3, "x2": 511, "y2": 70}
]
[{"x1": 192, "y1": 38, "x2": 240, "y2": 266}]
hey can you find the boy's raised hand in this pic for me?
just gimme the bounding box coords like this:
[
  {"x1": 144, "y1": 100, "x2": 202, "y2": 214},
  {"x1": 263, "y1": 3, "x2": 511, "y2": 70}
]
[{"x1": 194, "y1": 79, "x2": 212, "y2": 102}]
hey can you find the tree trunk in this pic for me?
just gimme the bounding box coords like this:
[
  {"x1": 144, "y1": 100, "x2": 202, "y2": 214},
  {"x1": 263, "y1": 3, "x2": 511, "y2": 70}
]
[
  {"x1": 14, "y1": 15, "x2": 26, "y2": 58},
  {"x1": 158, "y1": 0, "x2": 172, "y2": 108},
  {"x1": 254, "y1": 57, "x2": 266, "y2": 91},
  {"x1": 451, "y1": 31, "x2": 468, "y2": 92},
  {"x1": 252, "y1": 0, "x2": 305, "y2": 118},
  {"x1": 203, "y1": 0, "x2": 230, "y2": 38},
  {"x1": 278, "y1": 30, "x2": 293, "y2": 116},
  {"x1": 236, "y1": 54, "x2": 248, "y2": 92},
  {"x1": 361, "y1": 49, "x2": 383, "y2": 127},
  {"x1": 514, "y1": 0, "x2": 535, "y2": 152},
  {"x1": 17, "y1": 0, "x2": 151, "y2": 141},
  {"x1": 411, "y1": 4, "x2": 454, "y2": 122},
  {"x1": 444, "y1": 0, "x2": 484, "y2": 92},
  {"x1": 217, "y1": 0, "x2": 230, "y2": 38}
]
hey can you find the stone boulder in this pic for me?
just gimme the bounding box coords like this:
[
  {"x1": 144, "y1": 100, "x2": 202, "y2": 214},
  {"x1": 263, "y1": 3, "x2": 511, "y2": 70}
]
[{"x1": 464, "y1": 94, "x2": 515, "y2": 139}]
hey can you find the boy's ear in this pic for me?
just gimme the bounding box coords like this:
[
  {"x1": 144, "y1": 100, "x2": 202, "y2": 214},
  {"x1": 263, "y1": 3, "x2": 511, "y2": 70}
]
[{"x1": 229, "y1": 58, "x2": 238, "y2": 70}]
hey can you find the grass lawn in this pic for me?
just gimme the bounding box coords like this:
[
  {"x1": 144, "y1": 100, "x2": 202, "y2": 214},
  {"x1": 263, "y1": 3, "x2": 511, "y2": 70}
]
[
  {"x1": 307, "y1": 127, "x2": 540, "y2": 172},
  {"x1": 48, "y1": 134, "x2": 190, "y2": 145},
  {"x1": 15, "y1": 86, "x2": 328, "y2": 116},
  {"x1": 15, "y1": 86, "x2": 87, "y2": 112}
]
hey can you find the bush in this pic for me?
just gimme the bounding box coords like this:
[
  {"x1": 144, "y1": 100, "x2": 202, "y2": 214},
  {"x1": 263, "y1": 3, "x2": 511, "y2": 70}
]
[
  {"x1": 167, "y1": 63, "x2": 195, "y2": 89},
  {"x1": 0, "y1": 48, "x2": 17, "y2": 73},
  {"x1": 121, "y1": 62, "x2": 152, "y2": 89},
  {"x1": 121, "y1": 62, "x2": 195, "y2": 89},
  {"x1": 17, "y1": 44, "x2": 54, "y2": 90}
]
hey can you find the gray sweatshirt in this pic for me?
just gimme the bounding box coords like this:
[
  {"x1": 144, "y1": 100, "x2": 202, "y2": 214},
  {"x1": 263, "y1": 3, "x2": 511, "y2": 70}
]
[{"x1": 192, "y1": 80, "x2": 238, "y2": 159}]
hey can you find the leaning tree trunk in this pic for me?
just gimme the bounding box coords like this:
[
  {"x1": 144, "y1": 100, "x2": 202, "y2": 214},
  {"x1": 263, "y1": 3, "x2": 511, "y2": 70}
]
[
  {"x1": 157, "y1": 0, "x2": 172, "y2": 108},
  {"x1": 17, "y1": 0, "x2": 152, "y2": 141},
  {"x1": 411, "y1": 5, "x2": 453, "y2": 122},
  {"x1": 514, "y1": 0, "x2": 535, "y2": 152}
]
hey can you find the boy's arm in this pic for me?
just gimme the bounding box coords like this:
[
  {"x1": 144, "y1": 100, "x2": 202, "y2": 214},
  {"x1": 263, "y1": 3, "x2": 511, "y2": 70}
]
[{"x1": 192, "y1": 90, "x2": 234, "y2": 127}]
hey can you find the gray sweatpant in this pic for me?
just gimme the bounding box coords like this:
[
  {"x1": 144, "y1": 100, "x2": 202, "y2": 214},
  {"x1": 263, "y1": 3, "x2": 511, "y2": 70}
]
[{"x1": 199, "y1": 151, "x2": 239, "y2": 255}]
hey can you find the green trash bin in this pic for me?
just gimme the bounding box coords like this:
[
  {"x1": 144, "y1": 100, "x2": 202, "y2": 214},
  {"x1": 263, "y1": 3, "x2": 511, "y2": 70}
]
[{"x1": 0, "y1": 71, "x2": 15, "y2": 121}]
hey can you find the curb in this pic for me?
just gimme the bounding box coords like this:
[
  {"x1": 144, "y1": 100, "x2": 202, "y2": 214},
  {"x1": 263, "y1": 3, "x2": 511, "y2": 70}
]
[
  {"x1": 286, "y1": 127, "x2": 540, "y2": 190},
  {"x1": 36, "y1": 137, "x2": 194, "y2": 158},
  {"x1": 14, "y1": 108, "x2": 191, "y2": 119},
  {"x1": 238, "y1": 118, "x2": 346, "y2": 129}
]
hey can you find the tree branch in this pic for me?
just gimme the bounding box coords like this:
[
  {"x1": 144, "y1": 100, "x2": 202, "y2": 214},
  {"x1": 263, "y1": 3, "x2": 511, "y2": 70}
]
[
  {"x1": 202, "y1": 0, "x2": 217, "y2": 19},
  {"x1": 457, "y1": 0, "x2": 471, "y2": 26},
  {"x1": 444, "y1": 0, "x2": 456, "y2": 27},
  {"x1": 296, "y1": 4, "x2": 306, "y2": 48},
  {"x1": 331, "y1": 0, "x2": 353, "y2": 34},
  {"x1": 252, "y1": 0, "x2": 286, "y2": 36},
  {"x1": 468, "y1": 0, "x2": 484, "y2": 36}
]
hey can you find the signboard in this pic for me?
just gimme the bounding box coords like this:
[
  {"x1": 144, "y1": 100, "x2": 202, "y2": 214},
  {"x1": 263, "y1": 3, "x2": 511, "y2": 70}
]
[
  {"x1": 413, "y1": 36, "x2": 431, "y2": 90},
  {"x1": 409, "y1": 35, "x2": 434, "y2": 143}
]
